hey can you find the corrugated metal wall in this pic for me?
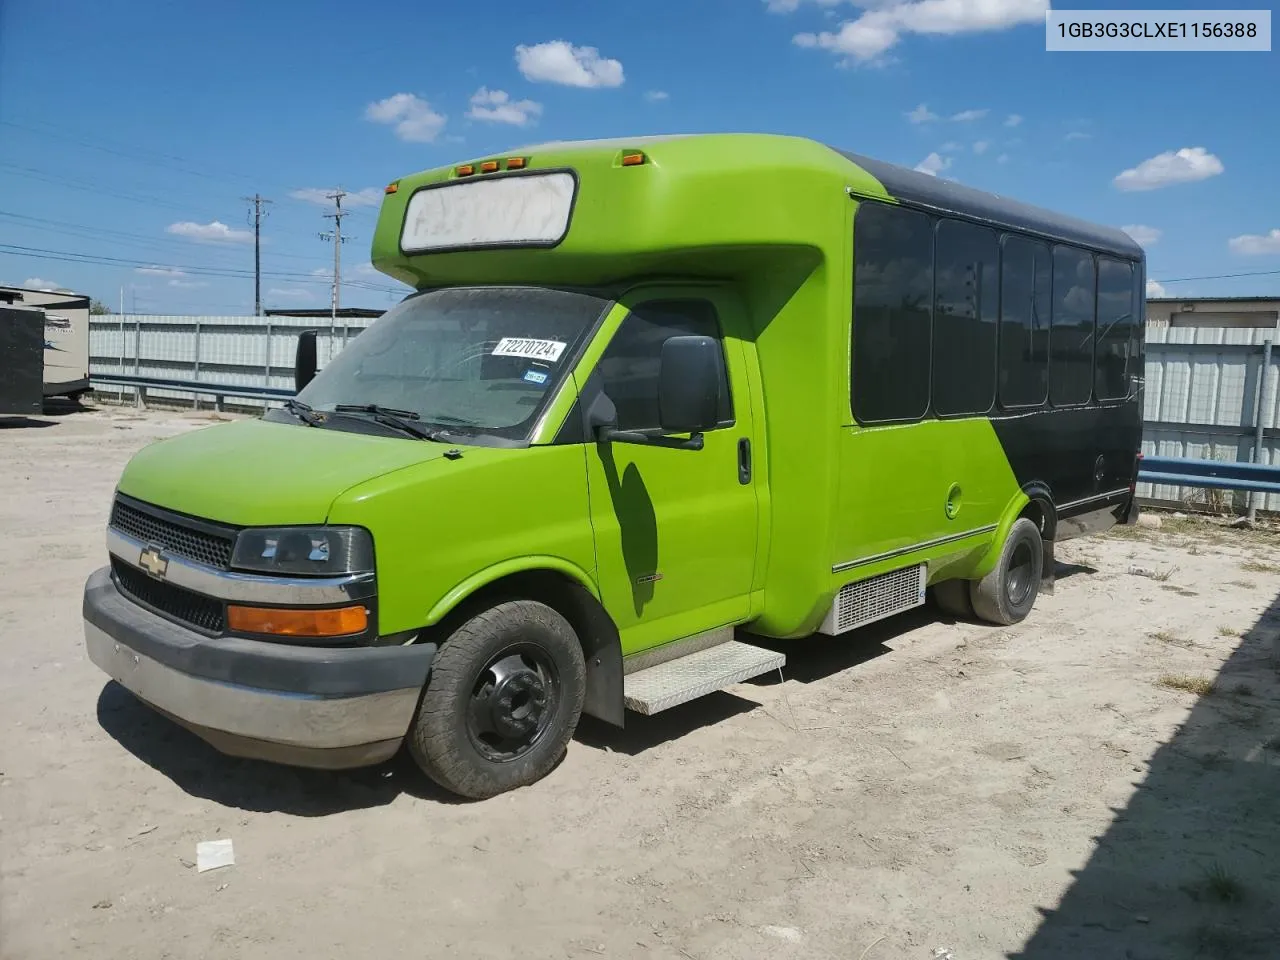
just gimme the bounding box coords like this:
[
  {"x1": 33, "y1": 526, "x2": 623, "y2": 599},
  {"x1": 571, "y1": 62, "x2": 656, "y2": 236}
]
[
  {"x1": 89, "y1": 315, "x2": 374, "y2": 407},
  {"x1": 1139, "y1": 324, "x2": 1279, "y2": 512},
  {"x1": 90, "y1": 314, "x2": 1280, "y2": 510}
]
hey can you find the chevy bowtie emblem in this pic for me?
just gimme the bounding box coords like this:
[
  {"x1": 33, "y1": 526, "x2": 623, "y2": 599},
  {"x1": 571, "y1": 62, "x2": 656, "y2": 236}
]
[{"x1": 139, "y1": 546, "x2": 169, "y2": 579}]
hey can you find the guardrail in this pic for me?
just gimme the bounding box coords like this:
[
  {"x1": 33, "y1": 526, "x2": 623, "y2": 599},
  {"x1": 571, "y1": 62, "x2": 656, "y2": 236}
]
[
  {"x1": 1138, "y1": 456, "x2": 1280, "y2": 495},
  {"x1": 91, "y1": 373, "x2": 293, "y2": 410}
]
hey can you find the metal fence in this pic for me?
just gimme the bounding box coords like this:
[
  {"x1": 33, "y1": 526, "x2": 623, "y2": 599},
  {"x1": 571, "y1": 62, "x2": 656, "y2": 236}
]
[
  {"x1": 89, "y1": 314, "x2": 374, "y2": 409},
  {"x1": 1139, "y1": 325, "x2": 1278, "y2": 513},
  {"x1": 90, "y1": 314, "x2": 1279, "y2": 510}
]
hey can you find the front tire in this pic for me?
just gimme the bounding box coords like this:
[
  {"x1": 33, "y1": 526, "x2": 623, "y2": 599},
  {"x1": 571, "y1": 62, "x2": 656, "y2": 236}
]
[
  {"x1": 969, "y1": 517, "x2": 1043, "y2": 626},
  {"x1": 408, "y1": 600, "x2": 586, "y2": 800}
]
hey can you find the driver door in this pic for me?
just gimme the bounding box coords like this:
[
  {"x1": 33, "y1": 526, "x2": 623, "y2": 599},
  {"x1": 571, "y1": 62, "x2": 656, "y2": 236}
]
[{"x1": 580, "y1": 288, "x2": 759, "y2": 656}]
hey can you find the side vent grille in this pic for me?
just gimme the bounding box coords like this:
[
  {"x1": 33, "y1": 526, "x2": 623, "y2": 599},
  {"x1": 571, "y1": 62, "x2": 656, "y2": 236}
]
[{"x1": 820, "y1": 564, "x2": 927, "y2": 636}]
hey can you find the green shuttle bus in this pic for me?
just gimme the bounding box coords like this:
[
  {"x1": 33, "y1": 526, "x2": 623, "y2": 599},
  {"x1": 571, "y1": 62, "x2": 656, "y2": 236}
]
[{"x1": 84, "y1": 134, "x2": 1145, "y2": 798}]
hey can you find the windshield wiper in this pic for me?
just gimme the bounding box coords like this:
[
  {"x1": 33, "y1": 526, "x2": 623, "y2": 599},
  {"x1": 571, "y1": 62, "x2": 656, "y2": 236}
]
[
  {"x1": 283, "y1": 398, "x2": 321, "y2": 426},
  {"x1": 332, "y1": 403, "x2": 445, "y2": 442}
]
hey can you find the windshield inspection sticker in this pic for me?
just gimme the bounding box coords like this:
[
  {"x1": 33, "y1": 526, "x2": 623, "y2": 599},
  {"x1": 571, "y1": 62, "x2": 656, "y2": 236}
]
[
  {"x1": 522, "y1": 369, "x2": 550, "y2": 386},
  {"x1": 492, "y1": 337, "x2": 567, "y2": 362}
]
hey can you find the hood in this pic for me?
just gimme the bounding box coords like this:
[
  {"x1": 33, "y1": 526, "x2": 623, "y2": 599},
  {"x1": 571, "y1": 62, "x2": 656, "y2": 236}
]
[{"x1": 116, "y1": 418, "x2": 449, "y2": 526}]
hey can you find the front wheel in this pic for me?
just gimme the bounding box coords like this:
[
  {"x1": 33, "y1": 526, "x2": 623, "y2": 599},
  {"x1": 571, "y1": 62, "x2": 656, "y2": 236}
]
[
  {"x1": 408, "y1": 600, "x2": 586, "y2": 800},
  {"x1": 969, "y1": 517, "x2": 1044, "y2": 626}
]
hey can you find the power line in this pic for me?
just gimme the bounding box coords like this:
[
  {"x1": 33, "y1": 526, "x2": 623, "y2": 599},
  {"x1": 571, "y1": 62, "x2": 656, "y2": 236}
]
[{"x1": 1151, "y1": 268, "x2": 1280, "y2": 284}]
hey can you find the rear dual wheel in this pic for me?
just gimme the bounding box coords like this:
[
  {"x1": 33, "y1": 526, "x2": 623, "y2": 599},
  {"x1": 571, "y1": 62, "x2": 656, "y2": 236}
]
[
  {"x1": 408, "y1": 600, "x2": 586, "y2": 800},
  {"x1": 933, "y1": 517, "x2": 1044, "y2": 627}
]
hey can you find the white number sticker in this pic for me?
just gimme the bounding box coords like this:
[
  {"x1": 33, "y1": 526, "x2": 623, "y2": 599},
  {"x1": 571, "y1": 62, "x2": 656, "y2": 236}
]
[{"x1": 492, "y1": 337, "x2": 567, "y2": 362}]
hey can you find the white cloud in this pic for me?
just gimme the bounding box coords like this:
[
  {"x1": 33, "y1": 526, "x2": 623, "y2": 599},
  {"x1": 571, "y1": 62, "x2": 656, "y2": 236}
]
[
  {"x1": 792, "y1": 0, "x2": 1048, "y2": 63},
  {"x1": 166, "y1": 220, "x2": 254, "y2": 243},
  {"x1": 1004, "y1": 113, "x2": 1023, "y2": 127},
  {"x1": 951, "y1": 108, "x2": 988, "y2": 122},
  {"x1": 1121, "y1": 224, "x2": 1162, "y2": 247},
  {"x1": 136, "y1": 265, "x2": 187, "y2": 278},
  {"x1": 1113, "y1": 147, "x2": 1224, "y2": 192},
  {"x1": 290, "y1": 187, "x2": 382, "y2": 208},
  {"x1": 267, "y1": 288, "x2": 314, "y2": 301},
  {"x1": 1146, "y1": 279, "x2": 1168, "y2": 297},
  {"x1": 940, "y1": 140, "x2": 962, "y2": 152},
  {"x1": 467, "y1": 87, "x2": 543, "y2": 126},
  {"x1": 22, "y1": 277, "x2": 67, "y2": 291},
  {"x1": 1228, "y1": 229, "x2": 1280, "y2": 255},
  {"x1": 914, "y1": 152, "x2": 951, "y2": 176},
  {"x1": 1065, "y1": 130, "x2": 1091, "y2": 141},
  {"x1": 973, "y1": 140, "x2": 991, "y2": 155},
  {"x1": 515, "y1": 40, "x2": 624, "y2": 88},
  {"x1": 906, "y1": 103, "x2": 937, "y2": 123},
  {"x1": 996, "y1": 153, "x2": 1010, "y2": 164},
  {"x1": 168, "y1": 279, "x2": 208, "y2": 289},
  {"x1": 365, "y1": 93, "x2": 446, "y2": 143},
  {"x1": 645, "y1": 90, "x2": 670, "y2": 102}
]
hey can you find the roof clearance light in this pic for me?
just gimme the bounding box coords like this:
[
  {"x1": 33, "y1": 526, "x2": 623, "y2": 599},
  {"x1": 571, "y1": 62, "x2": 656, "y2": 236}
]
[
  {"x1": 505, "y1": 157, "x2": 527, "y2": 170},
  {"x1": 456, "y1": 164, "x2": 475, "y2": 177},
  {"x1": 480, "y1": 160, "x2": 500, "y2": 173},
  {"x1": 384, "y1": 182, "x2": 399, "y2": 195},
  {"x1": 621, "y1": 151, "x2": 646, "y2": 167}
]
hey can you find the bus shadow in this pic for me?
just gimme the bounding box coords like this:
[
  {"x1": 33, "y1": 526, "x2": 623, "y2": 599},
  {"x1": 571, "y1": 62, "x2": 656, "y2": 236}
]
[
  {"x1": 575, "y1": 691, "x2": 757, "y2": 757},
  {"x1": 1009, "y1": 589, "x2": 1280, "y2": 960},
  {"x1": 95, "y1": 681, "x2": 465, "y2": 814}
]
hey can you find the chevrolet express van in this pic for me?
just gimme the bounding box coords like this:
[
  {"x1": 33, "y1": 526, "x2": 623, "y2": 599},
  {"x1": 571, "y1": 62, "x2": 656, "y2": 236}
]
[{"x1": 84, "y1": 134, "x2": 1144, "y2": 799}]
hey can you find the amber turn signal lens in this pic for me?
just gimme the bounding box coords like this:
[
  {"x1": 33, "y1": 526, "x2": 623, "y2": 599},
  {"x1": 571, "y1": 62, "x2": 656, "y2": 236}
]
[
  {"x1": 621, "y1": 151, "x2": 646, "y2": 166},
  {"x1": 456, "y1": 164, "x2": 475, "y2": 177},
  {"x1": 505, "y1": 157, "x2": 527, "y2": 169},
  {"x1": 480, "y1": 160, "x2": 500, "y2": 173},
  {"x1": 227, "y1": 604, "x2": 368, "y2": 638},
  {"x1": 384, "y1": 182, "x2": 399, "y2": 194}
]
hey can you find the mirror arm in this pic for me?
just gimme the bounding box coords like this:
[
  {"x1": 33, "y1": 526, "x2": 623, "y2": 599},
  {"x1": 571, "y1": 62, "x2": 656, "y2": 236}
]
[{"x1": 597, "y1": 429, "x2": 704, "y2": 451}]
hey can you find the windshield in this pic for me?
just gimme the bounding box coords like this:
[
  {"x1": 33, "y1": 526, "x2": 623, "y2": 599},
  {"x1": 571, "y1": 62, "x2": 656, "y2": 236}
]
[{"x1": 295, "y1": 286, "x2": 611, "y2": 443}]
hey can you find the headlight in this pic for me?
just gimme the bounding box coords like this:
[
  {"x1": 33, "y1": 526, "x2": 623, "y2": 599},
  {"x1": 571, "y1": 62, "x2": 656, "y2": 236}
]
[{"x1": 230, "y1": 526, "x2": 374, "y2": 577}]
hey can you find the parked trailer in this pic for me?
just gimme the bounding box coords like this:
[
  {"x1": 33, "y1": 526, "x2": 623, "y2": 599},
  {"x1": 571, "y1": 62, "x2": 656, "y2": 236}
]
[
  {"x1": 83, "y1": 133, "x2": 1145, "y2": 799},
  {"x1": 0, "y1": 304, "x2": 45, "y2": 415},
  {"x1": 0, "y1": 286, "x2": 91, "y2": 400}
]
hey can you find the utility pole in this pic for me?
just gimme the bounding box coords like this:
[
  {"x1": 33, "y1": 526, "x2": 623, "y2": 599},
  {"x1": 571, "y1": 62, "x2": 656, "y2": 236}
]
[
  {"x1": 243, "y1": 194, "x2": 272, "y2": 316},
  {"x1": 319, "y1": 190, "x2": 351, "y2": 346}
]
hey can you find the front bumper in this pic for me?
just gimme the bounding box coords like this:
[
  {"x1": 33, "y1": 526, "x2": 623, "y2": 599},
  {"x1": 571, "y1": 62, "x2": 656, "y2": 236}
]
[{"x1": 83, "y1": 567, "x2": 435, "y2": 769}]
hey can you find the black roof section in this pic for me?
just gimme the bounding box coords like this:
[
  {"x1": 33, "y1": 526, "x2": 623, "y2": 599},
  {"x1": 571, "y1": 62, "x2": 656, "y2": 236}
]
[{"x1": 831, "y1": 147, "x2": 1144, "y2": 260}]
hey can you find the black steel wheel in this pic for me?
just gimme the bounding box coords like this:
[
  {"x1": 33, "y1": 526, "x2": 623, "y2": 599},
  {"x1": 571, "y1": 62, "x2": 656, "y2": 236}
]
[
  {"x1": 969, "y1": 517, "x2": 1044, "y2": 626},
  {"x1": 408, "y1": 600, "x2": 585, "y2": 800}
]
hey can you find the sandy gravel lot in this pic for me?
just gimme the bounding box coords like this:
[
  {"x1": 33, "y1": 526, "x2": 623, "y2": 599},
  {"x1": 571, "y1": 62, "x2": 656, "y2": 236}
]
[{"x1": 2, "y1": 404, "x2": 1278, "y2": 960}]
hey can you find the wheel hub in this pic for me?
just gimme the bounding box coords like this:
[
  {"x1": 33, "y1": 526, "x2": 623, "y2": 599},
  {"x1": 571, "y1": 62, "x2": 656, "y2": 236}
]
[{"x1": 489, "y1": 667, "x2": 548, "y2": 739}]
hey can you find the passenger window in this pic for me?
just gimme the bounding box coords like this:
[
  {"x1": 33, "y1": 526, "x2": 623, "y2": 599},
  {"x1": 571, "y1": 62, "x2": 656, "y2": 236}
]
[
  {"x1": 933, "y1": 219, "x2": 998, "y2": 416},
  {"x1": 596, "y1": 299, "x2": 733, "y2": 432},
  {"x1": 1095, "y1": 258, "x2": 1135, "y2": 401},
  {"x1": 852, "y1": 202, "x2": 933, "y2": 423},
  {"x1": 1049, "y1": 245, "x2": 1096, "y2": 406},
  {"x1": 998, "y1": 236, "x2": 1051, "y2": 408}
]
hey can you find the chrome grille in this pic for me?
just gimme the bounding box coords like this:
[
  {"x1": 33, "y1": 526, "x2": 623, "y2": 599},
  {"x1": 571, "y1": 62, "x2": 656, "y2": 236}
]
[{"x1": 109, "y1": 497, "x2": 235, "y2": 569}]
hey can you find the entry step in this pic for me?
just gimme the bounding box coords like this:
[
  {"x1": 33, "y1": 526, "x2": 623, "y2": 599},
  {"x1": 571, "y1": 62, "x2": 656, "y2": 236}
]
[{"x1": 623, "y1": 640, "x2": 785, "y2": 716}]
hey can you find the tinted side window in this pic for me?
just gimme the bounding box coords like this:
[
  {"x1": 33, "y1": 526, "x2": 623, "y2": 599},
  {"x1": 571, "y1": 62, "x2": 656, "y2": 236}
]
[
  {"x1": 1050, "y1": 245, "x2": 1096, "y2": 405},
  {"x1": 852, "y1": 202, "x2": 933, "y2": 423},
  {"x1": 1095, "y1": 258, "x2": 1135, "y2": 400},
  {"x1": 596, "y1": 299, "x2": 733, "y2": 432},
  {"x1": 933, "y1": 219, "x2": 998, "y2": 416},
  {"x1": 998, "y1": 236, "x2": 1051, "y2": 407}
]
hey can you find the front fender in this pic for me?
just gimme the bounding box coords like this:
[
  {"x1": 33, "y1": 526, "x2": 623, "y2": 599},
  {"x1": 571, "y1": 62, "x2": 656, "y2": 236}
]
[{"x1": 424, "y1": 556, "x2": 601, "y2": 626}]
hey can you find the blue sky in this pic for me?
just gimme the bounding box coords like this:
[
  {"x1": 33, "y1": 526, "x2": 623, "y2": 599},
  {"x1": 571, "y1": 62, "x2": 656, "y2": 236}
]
[{"x1": 1, "y1": 0, "x2": 1276, "y2": 313}]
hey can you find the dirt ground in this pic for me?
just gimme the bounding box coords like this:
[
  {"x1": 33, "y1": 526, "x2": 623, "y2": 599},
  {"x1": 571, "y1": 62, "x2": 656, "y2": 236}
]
[{"x1": 2, "y1": 403, "x2": 1279, "y2": 960}]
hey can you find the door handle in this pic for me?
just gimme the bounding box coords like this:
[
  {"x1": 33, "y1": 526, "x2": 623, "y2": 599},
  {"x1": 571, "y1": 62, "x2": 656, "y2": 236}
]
[{"x1": 738, "y1": 437, "x2": 751, "y2": 485}]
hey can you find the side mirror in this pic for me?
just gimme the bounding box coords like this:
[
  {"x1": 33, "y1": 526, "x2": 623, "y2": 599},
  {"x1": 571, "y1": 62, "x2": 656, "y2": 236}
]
[
  {"x1": 658, "y1": 335, "x2": 721, "y2": 435},
  {"x1": 294, "y1": 330, "x2": 318, "y2": 394}
]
